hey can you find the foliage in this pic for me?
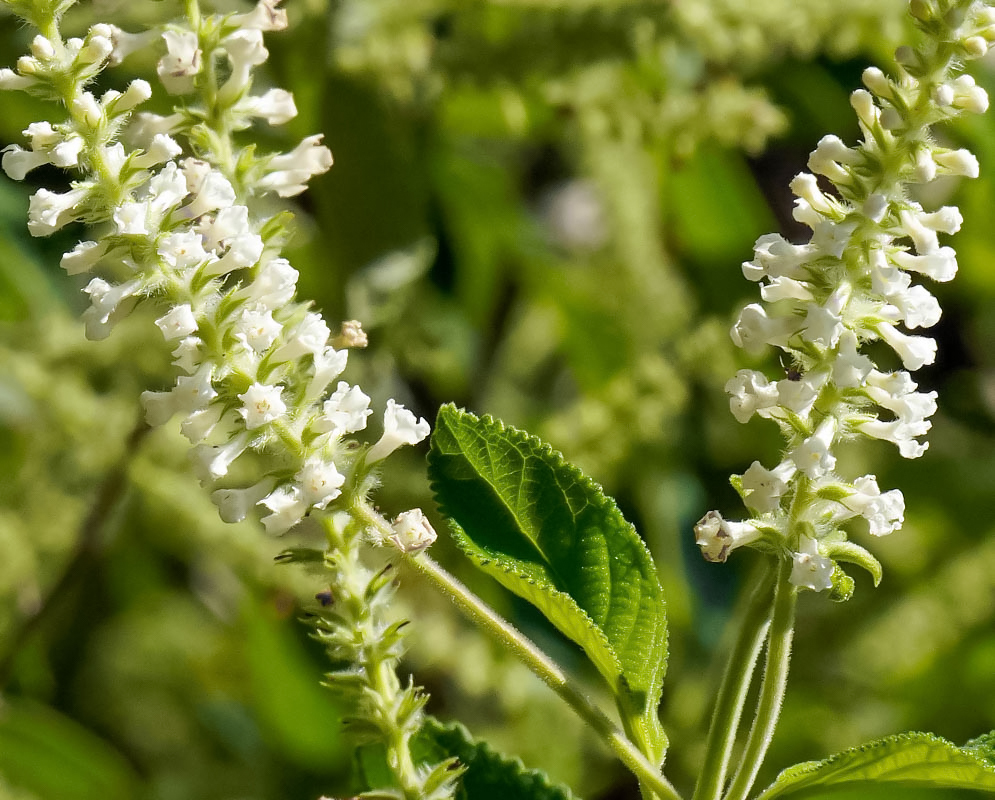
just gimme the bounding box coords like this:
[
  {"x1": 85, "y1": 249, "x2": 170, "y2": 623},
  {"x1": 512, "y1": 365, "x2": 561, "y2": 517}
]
[{"x1": 1, "y1": 0, "x2": 995, "y2": 799}]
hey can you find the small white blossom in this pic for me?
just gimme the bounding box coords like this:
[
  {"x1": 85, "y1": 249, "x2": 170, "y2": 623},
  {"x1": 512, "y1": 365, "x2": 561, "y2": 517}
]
[
  {"x1": 218, "y1": 29, "x2": 269, "y2": 103},
  {"x1": 258, "y1": 484, "x2": 308, "y2": 534},
  {"x1": 155, "y1": 304, "x2": 199, "y2": 340},
  {"x1": 389, "y1": 509, "x2": 438, "y2": 554},
  {"x1": 256, "y1": 134, "x2": 334, "y2": 197},
  {"x1": 212, "y1": 478, "x2": 277, "y2": 524},
  {"x1": 694, "y1": 511, "x2": 762, "y2": 563},
  {"x1": 238, "y1": 88, "x2": 297, "y2": 125},
  {"x1": 27, "y1": 186, "x2": 91, "y2": 236},
  {"x1": 234, "y1": 308, "x2": 283, "y2": 354},
  {"x1": 790, "y1": 536, "x2": 834, "y2": 592},
  {"x1": 157, "y1": 29, "x2": 201, "y2": 95},
  {"x1": 726, "y1": 369, "x2": 779, "y2": 424},
  {"x1": 876, "y1": 322, "x2": 936, "y2": 370},
  {"x1": 299, "y1": 458, "x2": 346, "y2": 509},
  {"x1": 790, "y1": 417, "x2": 837, "y2": 479},
  {"x1": 315, "y1": 382, "x2": 373, "y2": 435},
  {"x1": 741, "y1": 461, "x2": 796, "y2": 514},
  {"x1": 238, "y1": 382, "x2": 287, "y2": 429},
  {"x1": 366, "y1": 400, "x2": 430, "y2": 463}
]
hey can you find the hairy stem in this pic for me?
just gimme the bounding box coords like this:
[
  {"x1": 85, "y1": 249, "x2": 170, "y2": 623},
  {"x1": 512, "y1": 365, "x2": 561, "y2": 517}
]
[
  {"x1": 723, "y1": 560, "x2": 797, "y2": 800},
  {"x1": 404, "y1": 552, "x2": 684, "y2": 800},
  {"x1": 692, "y1": 560, "x2": 776, "y2": 800}
]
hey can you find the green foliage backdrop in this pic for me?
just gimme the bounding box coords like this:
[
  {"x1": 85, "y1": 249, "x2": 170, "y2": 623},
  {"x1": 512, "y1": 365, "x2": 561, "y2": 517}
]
[{"x1": 1, "y1": 0, "x2": 994, "y2": 798}]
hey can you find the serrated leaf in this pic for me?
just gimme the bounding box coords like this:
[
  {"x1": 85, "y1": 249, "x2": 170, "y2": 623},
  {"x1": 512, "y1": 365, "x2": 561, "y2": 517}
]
[
  {"x1": 427, "y1": 404, "x2": 668, "y2": 762},
  {"x1": 757, "y1": 731, "x2": 995, "y2": 799},
  {"x1": 414, "y1": 719, "x2": 579, "y2": 800}
]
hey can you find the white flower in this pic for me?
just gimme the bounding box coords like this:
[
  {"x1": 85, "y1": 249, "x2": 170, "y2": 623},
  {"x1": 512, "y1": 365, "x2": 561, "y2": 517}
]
[
  {"x1": 258, "y1": 484, "x2": 308, "y2": 534},
  {"x1": 240, "y1": 258, "x2": 299, "y2": 308},
  {"x1": 730, "y1": 303, "x2": 797, "y2": 353},
  {"x1": 61, "y1": 241, "x2": 108, "y2": 275},
  {"x1": 212, "y1": 478, "x2": 277, "y2": 524},
  {"x1": 725, "y1": 369, "x2": 779, "y2": 424},
  {"x1": 232, "y1": 0, "x2": 289, "y2": 32},
  {"x1": 198, "y1": 205, "x2": 251, "y2": 251},
  {"x1": 158, "y1": 230, "x2": 211, "y2": 271},
  {"x1": 234, "y1": 308, "x2": 282, "y2": 353},
  {"x1": 180, "y1": 403, "x2": 226, "y2": 444},
  {"x1": 172, "y1": 336, "x2": 202, "y2": 373},
  {"x1": 366, "y1": 400, "x2": 431, "y2": 463},
  {"x1": 760, "y1": 276, "x2": 815, "y2": 303},
  {"x1": 237, "y1": 87, "x2": 297, "y2": 125},
  {"x1": 157, "y1": 29, "x2": 201, "y2": 95},
  {"x1": 801, "y1": 303, "x2": 843, "y2": 347},
  {"x1": 130, "y1": 133, "x2": 183, "y2": 169},
  {"x1": 833, "y1": 330, "x2": 874, "y2": 388},
  {"x1": 891, "y1": 247, "x2": 957, "y2": 282},
  {"x1": 776, "y1": 371, "x2": 825, "y2": 418},
  {"x1": 182, "y1": 166, "x2": 237, "y2": 219},
  {"x1": 27, "y1": 186, "x2": 91, "y2": 236},
  {"x1": 742, "y1": 234, "x2": 811, "y2": 281},
  {"x1": 192, "y1": 432, "x2": 250, "y2": 482},
  {"x1": 82, "y1": 277, "x2": 142, "y2": 325},
  {"x1": 693, "y1": 510, "x2": 761, "y2": 563},
  {"x1": 113, "y1": 201, "x2": 151, "y2": 235},
  {"x1": 839, "y1": 475, "x2": 905, "y2": 536},
  {"x1": 304, "y1": 346, "x2": 349, "y2": 404},
  {"x1": 155, "y1": 304, "x2": 199, "y2": 340},
  {"x1": 934, "y1": 148, "x2": 979, "y2": 178},
  {"x1": 147, "y1": 161, "x2": 190, "y2": 216},
  {"x1": 790, "y1": 417, "x2": 837, "y2": 479},
  {"x1": 298, "y1": 458, "x2": 346, "y2": 509},
  {"x1": 256, "y1": 134, "x2": 334, "y2": 197},
  {"x1": 315, "y1": 382, "x2": 373, "y2": 435},
  {"x1": 790, "y1": 536, "x2": 834, "y2": 592},
  {"x1": 218, "y1": 29, "x2": 269, "y2": 103},
  {"x1": 389, "y1": 509, "x2": 438, "y2": 554},
  {"x1": 202, "y1": 231, "x2": 264, "y2": 277},
  {"x1": 855, "y1": 418, "x2": 930, "y2": 458},
  {"x1": 876, "y1": 322, "x2": 936, "y2": 370},
  {"x1": 272, "y1": 312, "x2": 330, "y2": 362},
  {"x1": 741, "y1": 460, "x2": 796, "y2": 514},
  {"x1": 238, "y1": 383, "x2": 287, "y2": 429}
]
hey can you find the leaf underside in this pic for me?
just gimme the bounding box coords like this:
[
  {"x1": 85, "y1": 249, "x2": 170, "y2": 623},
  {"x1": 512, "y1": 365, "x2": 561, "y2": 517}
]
[
  {"x1": 427, "y1": 404, "x2": 668, "y2": 761},
  {"x1": 757, "y1": 730, "x2": 995, "y2": 799}
]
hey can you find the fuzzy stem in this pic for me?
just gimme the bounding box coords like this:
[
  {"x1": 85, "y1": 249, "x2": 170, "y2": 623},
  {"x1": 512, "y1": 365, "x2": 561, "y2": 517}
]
[
  {"x1": 403, "y1": 551, "x2": 684, "y2": 800},
  {"x1": 722, "y1": 560, "x2": 797, "y2": 800},
  {"x1": 692, "y1": 561, "x2": 776, "y2": 800}
]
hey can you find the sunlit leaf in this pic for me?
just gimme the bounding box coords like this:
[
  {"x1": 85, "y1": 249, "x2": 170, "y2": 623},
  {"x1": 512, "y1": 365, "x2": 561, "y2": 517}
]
[
  {"x1": 428, "y1": 404, "x2": 668, "y2": 763},
  {"x1": 757, "y1": 731, "x2": 995, "y2": 799}
]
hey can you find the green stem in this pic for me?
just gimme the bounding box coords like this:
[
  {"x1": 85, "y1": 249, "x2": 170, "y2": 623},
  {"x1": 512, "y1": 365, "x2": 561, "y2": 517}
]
[
  {"x1": 404, "y1": 552, "x2": 684, "y2": 800},
  {"x1": 692, "y1": 561, "x2": 776, "y2": 800},
  {"x1": 722, "y1": 560, "x2": 797, "y2": 800}
]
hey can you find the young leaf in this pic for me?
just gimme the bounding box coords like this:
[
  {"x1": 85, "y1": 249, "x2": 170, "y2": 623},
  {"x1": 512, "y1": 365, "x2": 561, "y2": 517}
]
[
  {"x1": 414, "y1": 718, "x2": 579, "y2": 800},
  {"x1": 756, "y1": 731, "x2": 995, "y2": 799},
  {"x1": 427, "y1": 404, "x2": 668, "y2": 763}
]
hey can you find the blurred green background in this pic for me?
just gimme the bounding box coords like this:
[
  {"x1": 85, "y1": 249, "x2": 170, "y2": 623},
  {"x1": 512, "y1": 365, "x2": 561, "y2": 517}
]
[{"x1": 2, "y1": 0, "x2": 995, "y2": 798}]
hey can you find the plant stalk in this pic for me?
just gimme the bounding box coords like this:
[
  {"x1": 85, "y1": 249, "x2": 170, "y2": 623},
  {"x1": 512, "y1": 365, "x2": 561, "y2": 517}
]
[
  {"x1": 722, "y1": 560, "x2": 797, "y2": 800},
  {"x1": 692, "y1": 560, "x2": 776, "y2": 800},
  {"x1": 404, "y1": 551, "x2": 684, "y2": 800}
]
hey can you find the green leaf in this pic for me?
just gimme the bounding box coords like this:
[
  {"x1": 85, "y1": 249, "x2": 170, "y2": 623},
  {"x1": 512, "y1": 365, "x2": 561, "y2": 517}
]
[
  {"x1": 427, "y1": 404, "x2": 668, "y2": 763},
  {"x1": 0, "y1": 699, "x2": 139, "y2": 800},
  {"x1": 414, "y1": 719, "x2": 579, "y2": 800},
  {"x1": 757, "y1": 731, "x2": 995, "y2": 799}
]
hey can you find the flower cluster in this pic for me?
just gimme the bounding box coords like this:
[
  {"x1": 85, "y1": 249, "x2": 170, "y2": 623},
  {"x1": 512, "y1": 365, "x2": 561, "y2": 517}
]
[
  {"x1": 695, "y1": 0, "x2": 995, "y2": 594},
  {"x1": 0, "y1": 0, "x2": 431, "y2": 540},
  {"x1": 1, "y1": 1, "x2": 451, "y2": 796}
]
